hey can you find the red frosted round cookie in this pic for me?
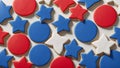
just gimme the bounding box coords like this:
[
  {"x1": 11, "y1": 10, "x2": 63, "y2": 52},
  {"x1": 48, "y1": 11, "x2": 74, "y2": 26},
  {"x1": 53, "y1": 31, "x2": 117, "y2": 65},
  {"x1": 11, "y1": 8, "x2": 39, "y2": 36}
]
[
  {"x1": 50, "y1": 56, "x2": 74, "y2": 68},
  {"x1": 8, "y1": 33, "x2": 30, "y2": 55},
  {"x1": 13, "y1": 0, "x2": 37, "y2": 16},
  {"x1": 94, "y1": 5, "x2": 117, "y2": 28}
]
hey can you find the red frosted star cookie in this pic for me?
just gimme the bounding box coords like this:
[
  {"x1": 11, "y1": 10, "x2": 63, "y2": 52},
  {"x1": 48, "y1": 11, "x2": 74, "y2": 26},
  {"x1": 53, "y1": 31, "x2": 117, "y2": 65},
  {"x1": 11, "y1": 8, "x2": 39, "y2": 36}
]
[
  {"x1": 13, "y1": 57, "x2": 32, "y2": 68},
  {"x1": 0, "y1": 27, "x2": 9, "y2": 45},
  {"x1": 69, "y1": 4, "x2": 87, "y2": 21}
]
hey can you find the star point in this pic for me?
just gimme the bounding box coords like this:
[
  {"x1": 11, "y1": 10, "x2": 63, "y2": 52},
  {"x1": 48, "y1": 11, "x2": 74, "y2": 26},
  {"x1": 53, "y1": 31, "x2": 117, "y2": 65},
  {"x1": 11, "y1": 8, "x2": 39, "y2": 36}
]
[
  {"x1": 36, "y1": 5, "x2": 53, "y2": 23},
  {"x1": 0, "y1": 28, "x2": 9, "y2": 45},
  {"x1": 110, "y1": 27, "x2": 120, "y2": 46},
  {"x1": 0, "y1": 0, "x2": 12, "y2": 23},
  {"x1": 10, "y1": 16, "x2": 28, "y2": 33},
  {"x1": 69, "y1": 4, "x2": 87, "y2": 21},
  {"x1": 78, "y1": 0, "x2": 100, "y2": 9},
  {"x1": 53, "y1": 15, "x2": 70, "y2": 33},
  {"x1": 54, "y1": 0, "x2": 75, "y2": 12},
  {"x1": 92, "y1": 34, "x2": 115, "y2": 55},
  {"x1": 13, "y1": 57, "x2": 32, "y2": 68},
  {"x1": 64, "y1": 39, "x2": 83, "y2": 59},
  {"x1": 0, "y1": 49, "x2": 13, "y2": 68}
]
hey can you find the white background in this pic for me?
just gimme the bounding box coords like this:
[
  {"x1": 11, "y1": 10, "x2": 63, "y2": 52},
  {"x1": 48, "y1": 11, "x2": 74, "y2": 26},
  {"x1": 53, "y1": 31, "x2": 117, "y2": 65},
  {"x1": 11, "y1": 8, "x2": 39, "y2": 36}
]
[{"x1": 1, "y1": 0, "x2": 120, "y2": 68}]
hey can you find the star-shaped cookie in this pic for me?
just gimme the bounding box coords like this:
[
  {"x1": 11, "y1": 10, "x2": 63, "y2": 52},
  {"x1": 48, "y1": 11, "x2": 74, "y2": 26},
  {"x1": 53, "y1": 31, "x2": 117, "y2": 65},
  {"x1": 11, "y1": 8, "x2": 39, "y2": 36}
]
[
  {"x1": 10, "y1": 16, "x2": 28, "y2": 33},
  {"x1": 0, "y1": 49, "x2": 13, "y2": 68},
  {"x1": 46, "y1": 33, "x2": 68, "y2": 54},
  {"x1": 0, "y1": 0, "x2": 12, "y2": 24},
  {"x1": 53, "y1": 15, "x2": 70, "y2": 33},
  {"x1": 69, "y1": 4, "x2": 87, "y2": 21},
  {"x1": 13, "y1": 57, "x2": 32, "y2": 68},
  {"x1": 92, "y1": 34, "x2": 115, "y2": 55},
  {"x1": 64, "y1": 39, "x2": 83, "y2": 59}
]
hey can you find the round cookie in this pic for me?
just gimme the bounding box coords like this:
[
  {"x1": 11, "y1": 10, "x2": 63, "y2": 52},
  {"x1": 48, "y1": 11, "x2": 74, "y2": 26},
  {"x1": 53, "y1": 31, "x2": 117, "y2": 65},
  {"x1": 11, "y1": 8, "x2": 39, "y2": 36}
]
[
  {"x1": 13, "y1": 0, "x2": 37, "y2": 16},
  {"x1": 7, "y1": 33, "x2": 30, "y2": 55},
  {"x1": 94, "y1": 5, "x2": 117, "y2": 28},
  {"x1": 74, "y1": 20, "x2": 98, "y2": 42},
  {"x1": 50, "y1": 56, "x2": 74, "y2": 68},
  {"x1": 28, "y1": 21, "x2": 51, "y2": 43},
  {"x1": 29, "y1": 44, "x2": 51, "y2": 66}
]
